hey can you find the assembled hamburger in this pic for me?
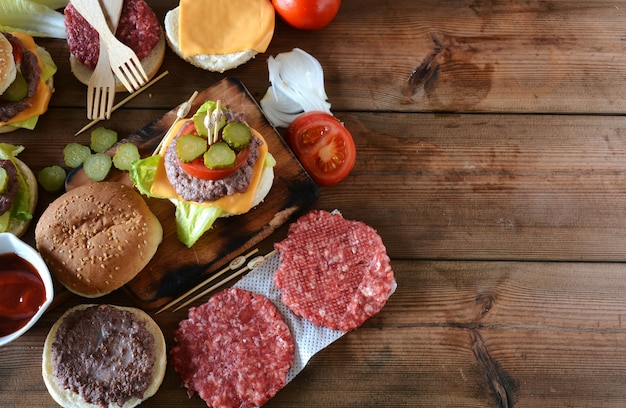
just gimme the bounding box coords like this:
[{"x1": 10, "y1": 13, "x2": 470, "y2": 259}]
[
  {"x1": 0, "y1": 143, "x2": 37, "y2": 237},
  {"x1": 131, "y1": 100, "x2": 275, "y2": 247},
  {"x1": 0, "y1": 31, "x2": 56, "y2": 132}
]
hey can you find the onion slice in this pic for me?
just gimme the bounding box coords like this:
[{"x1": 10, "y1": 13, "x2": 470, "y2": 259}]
[{"x1": 260, "y1": 48, "x2": 332, "y2": 127}]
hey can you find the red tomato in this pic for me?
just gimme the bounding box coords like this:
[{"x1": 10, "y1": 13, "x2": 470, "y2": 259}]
[
  {"x1": 285, "y1": 111, "x2": 356, "y2": 186},
  {"x1": 178, "y1": 146, "x2": 250, "y2": 180},
  {"x1": 175, "y1": 120, "x2": 250, "y2": 180},
  {"x1": 272, "y1": 0, "x2": 341, "y2": 30}
]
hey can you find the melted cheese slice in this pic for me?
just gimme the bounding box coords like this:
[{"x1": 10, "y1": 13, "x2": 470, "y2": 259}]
[
  {"x1": 178, "y1": 0, "x2": 275, "y2": 57},
  {"x1": 151, "y1": 119, "x2": 268, "y2": 215},
  {"x1": 0, "y1": 32, "x2": 52, "y2": 128}
]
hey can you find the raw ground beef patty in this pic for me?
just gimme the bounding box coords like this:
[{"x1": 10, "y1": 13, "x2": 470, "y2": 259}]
[
  {"x1": 274, "y1": 210, "x2": 395, "y2": 332},
  {"x1": 171, "y1": 288, "x2": 294, "y2": 408}
]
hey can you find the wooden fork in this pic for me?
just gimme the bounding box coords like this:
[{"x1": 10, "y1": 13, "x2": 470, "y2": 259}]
[
  {"x1": 71, "y1": 0, "x2": 148, "y2": 93},
  {"x1": 86, "y1": 0, "x2": 123, "y2": 120}
]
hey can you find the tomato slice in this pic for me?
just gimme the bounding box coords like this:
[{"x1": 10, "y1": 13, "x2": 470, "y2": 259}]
[
  {"x1": 285, "y1": 111, "x2": 356, "y2": 186},
  {"x1": 179, "y1": 144, "x2": 250, "y2": 180},
  {"x1": 174, "y1": 119, "x2": 251, "y2": 180}
]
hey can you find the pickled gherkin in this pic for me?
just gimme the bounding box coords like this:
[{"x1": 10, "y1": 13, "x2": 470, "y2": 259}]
[
  {"x1": 0, "y1": 167, "x2": 7, "y2": 193},
  {"x1": 222, "y1": 122, "x2": 251, "y2": 150},
  {"x1": 113, "y1": 143, "x2": 140, "y2": 171},
  {"x1": 63, "y1": 142, "x2": 91, "y2": 168},
  {"x1": 37, "y1": 165, "x2": 66, "y2": 193},
  {"x1": 83, "y1": 153, "x2": 112, "y2": 182},
  {"x1": 0, "y1": 73, "x2": 27, "y2": 102},
  {"x1": 203, "y1": 141, "x2": 236, "y2": 169},
  {"x1": 90, "y1": 127, "x2": 118, "y2": 153},
  {"x1": 176, "y1": 134, "x2": 207, "y2": 163}
]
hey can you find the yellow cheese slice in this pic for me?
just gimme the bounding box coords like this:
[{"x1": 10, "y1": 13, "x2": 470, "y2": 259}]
[
  {"x1": 178, "y1": 0, "x2": 275, "y2": 57},
  {"x1": 0, "y1": 32, "x2": 52, "y2": 128},
  {"x1": 151, "y1": 119, "x2": 268, "y2": 215}
]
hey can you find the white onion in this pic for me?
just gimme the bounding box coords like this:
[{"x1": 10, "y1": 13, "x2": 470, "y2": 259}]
[{"x1": 260, "y1": 48, "x2": 332, "y2": 128}]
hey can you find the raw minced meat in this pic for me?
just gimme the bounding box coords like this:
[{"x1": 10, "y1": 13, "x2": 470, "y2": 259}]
[
  {"x1": 171, "y1": 288, "x2": 294, "y2": 408},
  {"x1": 274, "y1": 210, "x2": 394, "y2": 332}
]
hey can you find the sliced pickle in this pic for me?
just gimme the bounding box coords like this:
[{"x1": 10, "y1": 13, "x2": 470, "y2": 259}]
[
  {"x1": 37, "y1": 165, "x2": 66, "y2": 193},
  {"x1": 0, "y1": 167, "x2": 7, "y2": 193},
  {"x1": 203, "y1": 141, "x2": 236, "y2": 169},
  {"x1": 222, "y1": 122, "x2": 251, "y2": 150},
  {"x1": 176, "y1": 134, "x2": 207, "y2": 163},
  {"x1": 0, "y1": 73, "x2": 28, "y2": 102}
]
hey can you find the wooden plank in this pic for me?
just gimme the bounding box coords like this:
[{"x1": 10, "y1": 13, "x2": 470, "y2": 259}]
[
  {"x1": 41, "y1": 0, "x2": 626, "y2": 114},
  {"x1": 3, "y1": 260, "x2": 626, "y2": 407},
  {"x1": 315, "y1": 112, "x2": 626, "y2": 261},
  {"x1": 15, "y1": 109, "x2": 626, "y2": 263}
]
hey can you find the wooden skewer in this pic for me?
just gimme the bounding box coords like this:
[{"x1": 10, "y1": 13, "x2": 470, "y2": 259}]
[
  {"x1": 155, "y1": 248, "x2": 259, "y2": 314},
  {"x1": 75, "y1": 70, "x2": 169, "y2": 136},
  {"x1": 152, "y1": 90, "x2": 198, "y2": 156},
  {"x1": 170, "y1": 249, "x2": 277, "y2": 313}
]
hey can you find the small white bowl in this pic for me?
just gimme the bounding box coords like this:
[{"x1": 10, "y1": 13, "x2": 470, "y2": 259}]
[{"x1": 0, "y1": 232, "x2": 54, "y2": 346}]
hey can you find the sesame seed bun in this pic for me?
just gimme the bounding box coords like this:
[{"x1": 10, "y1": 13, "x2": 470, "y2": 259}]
[
  {"x1": 164, "y1": 7, "x2": 258, "y2": 73},
  {"x1": 0, "y1": 33, "x2": 17, "y2": 95},
  {"x1": 35, "y1": 182, "x2": 163, "y2": 298},
  {"x1": 42, "y1": 304, "x2": 167, "y2": 408}
]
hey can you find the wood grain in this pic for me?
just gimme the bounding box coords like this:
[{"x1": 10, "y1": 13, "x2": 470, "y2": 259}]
[{"x1": 3, "y1": 0, "x2": 626, "y2": 406}]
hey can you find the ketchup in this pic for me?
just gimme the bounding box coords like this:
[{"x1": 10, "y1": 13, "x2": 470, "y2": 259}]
[{"x1": 0, "y1": 253, "x2": 46, "y2": 337}]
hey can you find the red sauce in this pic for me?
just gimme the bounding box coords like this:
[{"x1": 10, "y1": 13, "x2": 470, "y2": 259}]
[{"x1": 0, "y1": 253, "x2": 46, "y2": 337}]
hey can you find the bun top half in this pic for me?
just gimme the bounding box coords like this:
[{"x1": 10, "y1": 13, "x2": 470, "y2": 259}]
[
  {"x1": 0, "y1": 33, "x2": 17, "y2": 95},
  {"x1": 35, "y1": 182, "x2": 163, "y2": 298}
]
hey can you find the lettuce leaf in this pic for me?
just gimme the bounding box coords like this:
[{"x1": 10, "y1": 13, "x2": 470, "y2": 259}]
[
  {"x1": 130, "y1": 154, "x2": 223, "y2": 247},
  {"x1": 129, "y1": 155, "x2": 163, "y2": 198},
  {"x1": 0, "y1": 143, "x2": 33, "y2": 232},
  {"x1": 174, "y1": 200, "x2": 223, "y2": 248},
  {"x1": 0, "y1": 0, "x2": 67, "y2": 38}
]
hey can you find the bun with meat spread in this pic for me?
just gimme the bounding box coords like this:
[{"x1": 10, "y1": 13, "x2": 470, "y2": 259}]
[
  {"x1": 130, "y1": 99, "x2": 276, "y2": 247},
  {"x1": 64, "y1": 0, "x2": 165, "y2": 92},
  {"x1": 42, "y1": 304, "x2": 167, "y2": 408},
  {"x1": 164, "y1": 0, "x2": 275, "y2": 72},
  {"x1": 0, "y1": 144, "x2": 37, "y2": 237},
  {"x1": 0, "y1": 32, "x2": 56, "y2": 133},
  {"x1": 35, "y1": 182, "x2": 163, "y2": 298}
]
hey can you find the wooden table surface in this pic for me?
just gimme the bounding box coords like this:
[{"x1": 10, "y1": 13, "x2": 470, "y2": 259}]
[{"x1": 3, "y1": 0, "x2": 626, "y2": 406}]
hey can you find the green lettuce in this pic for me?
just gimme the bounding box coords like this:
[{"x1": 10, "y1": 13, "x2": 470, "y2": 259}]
[
  {"x1": 0, "y1": 143, "x2": 33, "y2": 232},
  {"x1": 130, "y1": 154, "x2": 225, "y2": 248},
  {"x1": 0, "y1": 0, "x2": 67, "y2": 39},
  {"x1": 174, "y1": 200, "x2": 223, "y2": 248}
]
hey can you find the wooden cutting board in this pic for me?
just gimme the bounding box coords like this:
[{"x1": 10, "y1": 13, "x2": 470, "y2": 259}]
[{"x1": 65, "y1": 77, "x2": 319, "y2": 309}]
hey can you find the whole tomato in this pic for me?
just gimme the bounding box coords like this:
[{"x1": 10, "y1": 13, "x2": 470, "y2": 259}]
[{"x1": 272, "y1": 0, "x2": 341, "y2": 30}]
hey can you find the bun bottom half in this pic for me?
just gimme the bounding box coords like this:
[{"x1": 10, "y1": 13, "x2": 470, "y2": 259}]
[
  {"x1": 69, "y1": 32, "x2": 166, "y2": 92},
  {"x1": 164, "y1": 7, "x2": 257, "y2": 73},
  {"x1": 42, "y1": 304, "x2": 166, "y2": 408}
]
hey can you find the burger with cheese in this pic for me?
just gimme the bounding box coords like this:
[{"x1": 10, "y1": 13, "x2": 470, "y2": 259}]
[
  {"x1": 0, "y1": 143, "x2": 37, "y2": 237},
  {"x1": 0, "y1": 32, "x2": 56, "y2": 132},
  {"x1": 164, "y1": 0, "x2": 275, "y2": 72},
  {"x1": 130, "y1": 100, "x2": 275, "y2": 247}
]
